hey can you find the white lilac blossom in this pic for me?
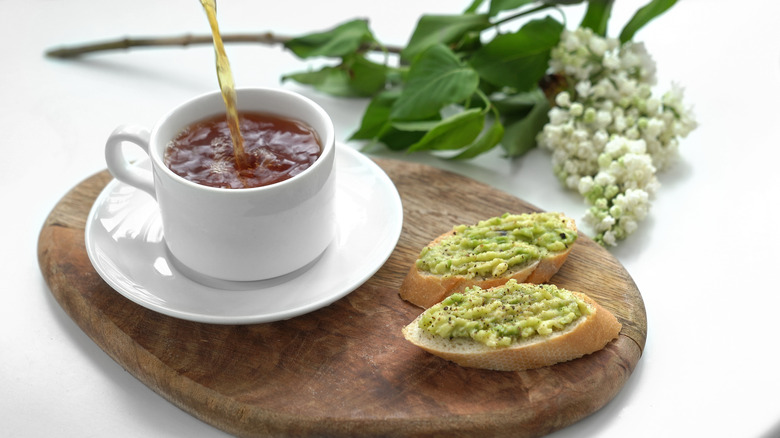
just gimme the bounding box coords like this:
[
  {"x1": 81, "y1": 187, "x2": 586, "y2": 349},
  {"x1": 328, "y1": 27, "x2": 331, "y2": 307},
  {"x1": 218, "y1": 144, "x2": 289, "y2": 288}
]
[
  {"x1": 578, "y1": 137, "x2": 658, "y2": 246},
  {"x1": 537, "y1": 27, "x2": 697, "y2": 246}
]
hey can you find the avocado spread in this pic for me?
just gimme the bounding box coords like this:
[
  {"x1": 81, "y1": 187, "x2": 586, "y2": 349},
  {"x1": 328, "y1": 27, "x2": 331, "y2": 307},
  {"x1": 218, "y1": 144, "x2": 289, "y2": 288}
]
[
  {"x1": 415, "y1": 212, "x2": 577, "y2": 279},
  {"x1": 418, "y1": 280, "x2": 592, "y2": 348}
]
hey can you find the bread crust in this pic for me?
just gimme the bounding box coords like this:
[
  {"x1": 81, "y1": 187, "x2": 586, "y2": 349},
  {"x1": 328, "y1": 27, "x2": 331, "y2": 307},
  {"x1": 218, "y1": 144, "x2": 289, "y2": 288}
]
[
  {"x1": 400, "y1": 215, "x2": 577, "y2": 308},
  {"x1": 401, "y1": 291, "x2": 621, "y2": 371}
]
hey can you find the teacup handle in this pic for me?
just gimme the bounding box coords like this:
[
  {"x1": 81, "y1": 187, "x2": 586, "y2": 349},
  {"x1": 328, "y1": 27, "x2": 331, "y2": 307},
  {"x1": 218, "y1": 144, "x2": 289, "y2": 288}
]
[{"x1": 105, "y1": 125, "x2": 156, "y2": 199}]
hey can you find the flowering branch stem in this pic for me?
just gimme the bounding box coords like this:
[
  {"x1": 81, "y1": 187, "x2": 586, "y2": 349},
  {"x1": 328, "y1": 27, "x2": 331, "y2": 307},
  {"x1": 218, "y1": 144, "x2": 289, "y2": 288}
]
[
  {"x1": 44, "y1": 32, "x2": 403, "y2": 59},
  {"x1": 491, "y1": 3, "x2": 560, "y2": 28}
]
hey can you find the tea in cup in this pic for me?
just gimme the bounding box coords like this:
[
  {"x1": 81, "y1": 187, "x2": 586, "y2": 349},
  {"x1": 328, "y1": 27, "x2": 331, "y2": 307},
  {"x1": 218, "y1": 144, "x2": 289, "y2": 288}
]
[{"x1": 105, "y1": 87, "x2": 336, "y2": 281}]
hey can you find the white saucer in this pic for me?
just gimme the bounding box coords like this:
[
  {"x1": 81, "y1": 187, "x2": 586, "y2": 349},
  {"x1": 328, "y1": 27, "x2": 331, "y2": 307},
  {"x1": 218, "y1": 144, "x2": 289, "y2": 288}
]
[{"x1": 84, "y1": 144, "x2": 403, "y2": 324}]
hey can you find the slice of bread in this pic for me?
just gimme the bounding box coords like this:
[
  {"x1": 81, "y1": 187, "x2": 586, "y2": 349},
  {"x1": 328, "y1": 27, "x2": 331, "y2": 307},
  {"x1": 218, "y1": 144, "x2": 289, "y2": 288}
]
[
  {"x1": 401, "y1": 281, "x2": 621, "y2": 371},
  {"x1": 400, "y1": 212, "x2": 577, "y2": 308}
]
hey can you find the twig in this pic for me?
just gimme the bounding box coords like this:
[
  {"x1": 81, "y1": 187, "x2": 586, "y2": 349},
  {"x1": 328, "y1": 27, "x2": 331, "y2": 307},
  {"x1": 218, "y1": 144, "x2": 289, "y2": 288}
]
[
  {"x1": 44, "y1": 32, "x2": 401, "y2": 59},
  {"x1": 45, "y1": 33, "x2": 290, "y2": 58}
]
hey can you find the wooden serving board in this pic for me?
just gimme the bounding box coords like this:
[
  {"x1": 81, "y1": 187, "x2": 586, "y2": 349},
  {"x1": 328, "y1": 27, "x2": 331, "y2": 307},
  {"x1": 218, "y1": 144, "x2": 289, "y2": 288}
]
[{"x1": 38, "y1": 158, "x2": 646, "y2": 438}]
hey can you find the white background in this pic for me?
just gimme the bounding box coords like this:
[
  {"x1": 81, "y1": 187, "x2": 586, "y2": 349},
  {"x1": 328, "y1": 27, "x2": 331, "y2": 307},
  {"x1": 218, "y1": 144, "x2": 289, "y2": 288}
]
[{"x1": 2, "y1": 0, "x2": 779, "y2": 437}]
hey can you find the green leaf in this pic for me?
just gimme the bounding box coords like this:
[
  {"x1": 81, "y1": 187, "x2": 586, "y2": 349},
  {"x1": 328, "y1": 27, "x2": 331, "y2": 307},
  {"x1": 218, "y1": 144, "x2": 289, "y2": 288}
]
[
  {"x1": 408, "y1": 108, "x2": 485, "y2": 152},
  {"x1": 378, "y1": 129, "x2": 428, "y2": 151},
  {"x1": 619, "y1": 0, "x2": 677, "y2": 43},
  {"x1": 284, "y1": 19, "x2": 374, "y2": 59},
  {"x1": 282, "y1": 55, "x2": 387, "y2": 97},
  {"x1": 464, "y1": 0, "x2": 486, "y2": 13},
  {"x1": 392, "y1": 120, "x2": 443, "y2": 132},
  {"x1": 343, "y1": 55, "x2": 388, "y2": 96},
  {"x1": 350, "y1": 90, "x2": 399, "y2": 140},
  {"x1": 469, "y1": 16, "x2": 563, "y2": 91},
  {"x1": 487, "y1": 0, "x2": 536, "y2": 17},
  {"x1": 491, "y1": 89, "x2": 545, "y2": 117},
  {"x1": 282, "y1": 68, "x2": 355, "y2": 97},
  {"x1": 390, "y1": 44, "x2": 480, "y2": 121},
  {"x1": 401, "y1": 14, "x2": 491, "y2": 62},
  {"x1": 350, "y1": 90, "x2": 436, "y2": 151},
  {"x1": 580, "y1": 0, "x2": 614, "y2": 36},
  {"x1": 450, "y1": 118, "x2": 505, "y2": 159},
  {"x1": 501, "y1": 92, "x2": 550, "y2": 157},
  {"x1": 450, "y1": 30, "x2": 483, "y2": 55}
]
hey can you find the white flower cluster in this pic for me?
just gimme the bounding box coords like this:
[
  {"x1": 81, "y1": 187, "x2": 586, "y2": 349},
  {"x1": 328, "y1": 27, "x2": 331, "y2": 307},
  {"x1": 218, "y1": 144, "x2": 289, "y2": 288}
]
[
  {"x1": 578, "y1": 137, "x2": 658, "y2": 246},
  {"x1": 537, "y1": 27, "x2": 697, "y2": 246}
]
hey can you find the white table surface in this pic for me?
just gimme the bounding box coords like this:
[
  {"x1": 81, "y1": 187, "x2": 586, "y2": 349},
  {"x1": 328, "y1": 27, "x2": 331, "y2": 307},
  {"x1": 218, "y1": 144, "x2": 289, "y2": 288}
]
[{"x1": 4, "y1": 0, "x2": 779, "y2": 437}]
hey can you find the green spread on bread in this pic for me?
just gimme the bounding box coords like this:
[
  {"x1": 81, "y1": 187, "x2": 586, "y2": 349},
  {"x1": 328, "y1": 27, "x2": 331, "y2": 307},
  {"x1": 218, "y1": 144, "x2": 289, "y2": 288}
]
[
  {"x1": 414, "y1": 212, "x2": 577, "y2": 279},
  {"x1": 417, "y1": 280, "x2": 592, "y2": 348}
]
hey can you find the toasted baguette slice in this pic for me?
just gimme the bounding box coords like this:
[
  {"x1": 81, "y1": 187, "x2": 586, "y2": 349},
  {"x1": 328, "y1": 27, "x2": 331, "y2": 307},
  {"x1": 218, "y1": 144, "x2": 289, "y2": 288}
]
[
  {"x1": 402, "y1": 282, "x2": 621, "y2": 371},
  {"x1": 400, "y1": 212, "x2": 577, "y2": 308}
]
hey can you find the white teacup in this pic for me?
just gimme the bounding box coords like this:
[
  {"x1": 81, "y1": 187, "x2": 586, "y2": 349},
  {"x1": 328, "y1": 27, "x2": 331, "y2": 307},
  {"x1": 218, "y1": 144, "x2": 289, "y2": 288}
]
[{"x1": 105, "y1": 88, "x2": 336, "y2": 281}]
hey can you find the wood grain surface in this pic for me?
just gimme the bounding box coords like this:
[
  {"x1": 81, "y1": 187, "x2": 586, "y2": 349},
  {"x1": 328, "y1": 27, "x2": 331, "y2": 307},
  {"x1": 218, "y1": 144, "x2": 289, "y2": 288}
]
[{"x1": 38, "y1": 158, "x2": 647, "y2": 438}]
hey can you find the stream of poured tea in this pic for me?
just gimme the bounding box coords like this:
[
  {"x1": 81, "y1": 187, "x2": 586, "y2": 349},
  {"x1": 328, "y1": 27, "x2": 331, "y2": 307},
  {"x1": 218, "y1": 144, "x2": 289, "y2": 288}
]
[{"x1": 200, "y1": 0, "x2": 248, "y2": 170}]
